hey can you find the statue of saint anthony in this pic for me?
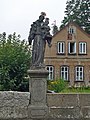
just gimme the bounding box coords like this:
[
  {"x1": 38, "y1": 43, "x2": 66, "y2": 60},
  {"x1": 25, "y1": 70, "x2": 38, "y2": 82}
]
[{"x1": 28, "y1": 12, "x2": 52, "y2": 69}]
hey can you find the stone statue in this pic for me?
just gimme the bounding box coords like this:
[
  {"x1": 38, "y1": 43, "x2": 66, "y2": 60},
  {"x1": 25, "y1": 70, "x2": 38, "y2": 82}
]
[{"x1": 28, "y1": 12, "x2": 52, "y2": 69}]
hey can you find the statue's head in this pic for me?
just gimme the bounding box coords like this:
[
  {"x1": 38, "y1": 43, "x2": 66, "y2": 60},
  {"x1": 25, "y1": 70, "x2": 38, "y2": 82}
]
[
  {"x1": 41, "y1": 12, "x2": 46, "y2": 16},
  {"x1": 39, "y1": 12, "x2": 46, "y2": 22}
]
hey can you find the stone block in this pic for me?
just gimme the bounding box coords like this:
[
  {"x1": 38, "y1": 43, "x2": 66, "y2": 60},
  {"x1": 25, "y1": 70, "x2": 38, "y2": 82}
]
[
  {"x1": 81, "y1": 106, "x2": 90, "y2": 119},
  {"x1": 14, "y1": 92, "x2": 30, "y2": 100},
  {"x1": 0, "y1": 92, "x2": 30, "y2": 107},
  {"x1": 31, "y1": 79, "x2": 46, "y2": 105},
  {"x1": 47, "y1": 94, "x2": 78, "y2": 107},
  {"x1": 13, "y1": 92, "x2": 30, "y2": 107},
  {"x1": 49, "y1": 107, "x2": 80, "y2": 119},
  {"x1": 0, "y1": 99, "x2": 14, "y2": 107},
  {"x1": 0, "y1": 91, "x2": 14, "y2": 100},
  {"x1": 14, "y1": 99, "x2": 29, "y2": 107},
  {"x1": 0, "y1": 107, "x2": 14, "y2": 119},
  {"x1": 28, "y1": 69, "x2": 49, "y2": 119},
  {"x1": 0, "y1": 106, "x2": 28, "y2": 119},
  {"x1": 79, "y1": 94, "x2": 90, "y2": 107},
  {"x1": 28, "y1": 105, "x2": 48, "y2": 119},
  {"x1": 13, "y1": 107, "x2": 28, "y2": 119}
]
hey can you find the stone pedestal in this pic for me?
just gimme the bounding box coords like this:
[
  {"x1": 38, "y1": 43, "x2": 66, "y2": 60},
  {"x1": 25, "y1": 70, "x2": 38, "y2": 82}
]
[{"x1": 27, "y1": 69, "x2": 49, "y2": 119}]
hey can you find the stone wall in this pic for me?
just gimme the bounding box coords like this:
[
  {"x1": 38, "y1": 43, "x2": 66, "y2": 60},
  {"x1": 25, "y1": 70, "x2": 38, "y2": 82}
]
[
  {"x1": 0, "y1": 91, "x2": 30, "y2": 120},
  {"x1": 0, "y1": 91, "x2": 90, "y2": 120},
  {"x1": 47, "y1": 93, "x2": 90, "y2": 120}
]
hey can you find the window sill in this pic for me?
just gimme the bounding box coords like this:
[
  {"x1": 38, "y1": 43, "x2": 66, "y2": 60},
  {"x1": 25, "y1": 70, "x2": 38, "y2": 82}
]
[
  {"x1": 68, "y1": 53, "x2": 77, "y2": 55},
  {"x1": 78, "y1": 53, "x2": 87, "y2": 55},
  {"x1": 74, "y1": 80, "x2": 84, "y2": 82},
  {"x1": 57, "y1": 53, "x2": 65, "y2": 55}
]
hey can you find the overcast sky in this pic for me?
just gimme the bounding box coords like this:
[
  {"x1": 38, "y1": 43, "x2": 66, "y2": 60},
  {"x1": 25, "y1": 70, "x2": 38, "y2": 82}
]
[{"x1": 0, "y1": 0, "x2": 67, "y2": 40}]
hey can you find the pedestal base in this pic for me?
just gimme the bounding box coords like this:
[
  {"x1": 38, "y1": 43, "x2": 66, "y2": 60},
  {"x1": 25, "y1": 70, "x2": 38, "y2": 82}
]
[
  {"x1": 28, "y1": 105, "x2": 49, "y2": 119},
  {"x1": 27, "y1": 68, "x2": 49, "y2": 119}
]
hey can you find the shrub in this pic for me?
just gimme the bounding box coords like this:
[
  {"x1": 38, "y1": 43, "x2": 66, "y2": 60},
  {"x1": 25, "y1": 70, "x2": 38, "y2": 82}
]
[{"x1": 48, "y1": 78, "x2": 68, "y2": 93}]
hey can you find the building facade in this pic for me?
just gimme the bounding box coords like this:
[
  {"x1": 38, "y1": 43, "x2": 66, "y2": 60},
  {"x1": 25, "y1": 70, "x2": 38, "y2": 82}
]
[{"x1": 45, "y1": 22, "x2": 90, "y2": 87}]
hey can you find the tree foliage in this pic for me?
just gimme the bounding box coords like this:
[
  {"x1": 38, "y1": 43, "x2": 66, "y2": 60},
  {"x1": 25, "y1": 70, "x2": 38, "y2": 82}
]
[
  {"x1": 0, "y1": 32, "x2": 31, "y2": 91},
  {"x1": 60, "y1": 0, "x2": 90, "y2": 34}
]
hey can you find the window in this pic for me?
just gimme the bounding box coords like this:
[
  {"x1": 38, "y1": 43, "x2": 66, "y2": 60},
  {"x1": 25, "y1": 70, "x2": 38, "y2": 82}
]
[
  {"x1": 75, "y1": 66, "x2": 84, "y2": 81},
  {"x1": 67, "y1": 26, "x2": 76, "y2": 40},
  {"x1": 69, "y1": 27, "x2": 74, "y2": 34},
  {"x1": 61, "y1": 66, "x2": 69, "y2": 81},
  {"x1": 68, "y1": 42, "x2": 76, "y2": 54},
  {"x1": 79, "y1": 42, "x2": 86, "y2": 54},
  {"x1": 46, "y1": 66, "x2": 54, "y2": 80},
  {"x1": 57, "y1": 42, "x2": 65, "y2": 54}
]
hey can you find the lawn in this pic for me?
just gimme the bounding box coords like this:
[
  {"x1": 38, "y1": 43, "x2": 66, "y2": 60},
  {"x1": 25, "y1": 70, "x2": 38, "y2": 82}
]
[{"x1": 61, "y1": 87, "x2": 90, "y2": 93}]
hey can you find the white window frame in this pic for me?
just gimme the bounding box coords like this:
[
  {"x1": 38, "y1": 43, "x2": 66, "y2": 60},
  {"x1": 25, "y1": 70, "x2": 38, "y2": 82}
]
[
  {"x1": 46, "y1": 66, "x2": 54, "y2": 80},
  {"x1": 75, "y1": 66, "x2": 84, "y2": 81},
  {"x1": 68, "y1": 42, "x2": 76, "y2": 54},
  {"x1": 57, "y1": 42, "x2": 65, "y2": 54},
  {"x1": 61, "y1": 66, "x2": 69, "y2": 81},
  {"x1": 79, "y1": 42, "x2": 86, "y2": 54},
  {"x1": 69, "y1": 27, "x2": 74, "y2": 34}
]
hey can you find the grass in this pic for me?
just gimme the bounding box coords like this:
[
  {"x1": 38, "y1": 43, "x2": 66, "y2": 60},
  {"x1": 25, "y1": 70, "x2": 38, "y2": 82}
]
[{"x1": 61, "y1": 87, "x2": 90, "y2": 93}]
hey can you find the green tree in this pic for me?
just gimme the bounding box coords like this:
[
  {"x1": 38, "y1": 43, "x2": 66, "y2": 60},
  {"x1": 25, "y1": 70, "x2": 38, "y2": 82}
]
[
  {"x1": 60, "y1": 0, "x2": 90, "y2": 34},
  {"x1": 0, "y1": 32, "x2": 31, "y2": 91}
]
